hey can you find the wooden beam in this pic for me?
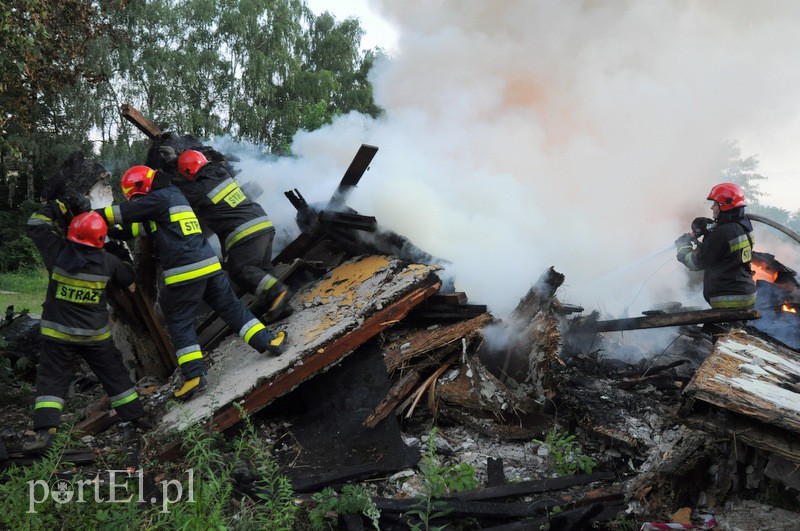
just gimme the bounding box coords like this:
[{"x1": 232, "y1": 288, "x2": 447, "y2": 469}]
[
  {"x1": 363, "y1": 369, "x2": 422, "y2": 428},
  {"x1": 120, "y1": 104, "x2": 162, "y2": 139},
  {"x1": 594, "y1": 308, "x2": 759, "y2": 332},
  {"x1": 208, "y1": 278, "x2": 441, "y2": 433},
  {"x1": 74, "y1": 410, "x2": 118, "y2": 436}
]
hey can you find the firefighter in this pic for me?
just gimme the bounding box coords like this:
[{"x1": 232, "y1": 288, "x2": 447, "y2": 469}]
[
  {"x1": 675, "y1": 182, "x2": 757, "y2": 310},
  {"x1": 167, "y1": 149, "x2": 291, "y2": 321},
  {"x1": 23, "y1": 209, "x2": 148, "y2": 454},
  {"x1": 97, "y1": 165, "x2": 287, "y2": 401}
]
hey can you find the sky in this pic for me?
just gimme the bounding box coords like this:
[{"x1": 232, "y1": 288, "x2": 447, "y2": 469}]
[{"x1": 229, "y1": 1, "x2": 800, "y2": 322}]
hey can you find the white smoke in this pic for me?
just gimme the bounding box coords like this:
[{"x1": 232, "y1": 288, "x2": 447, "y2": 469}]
[{"x1": 231, "y1": 1, "x2": 800, "y2": 319}]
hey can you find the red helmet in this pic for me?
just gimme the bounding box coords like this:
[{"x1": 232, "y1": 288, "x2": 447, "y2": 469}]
[
  {"x1": 177, "y1": 150, "x2": 208, "y2": 181},
  {"x1": 707, "y1": 183, "x2": 745, "y2": 211},
  {"x1": 67, "y1": 211, "x2": 107, "y2": 248},
  {"x1": 121, "y1": 165, "x2": 156, "y2": 200}
]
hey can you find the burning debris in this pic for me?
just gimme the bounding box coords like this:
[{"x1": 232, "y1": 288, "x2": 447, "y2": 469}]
[{"x1": 3, "y1": 107, "x2": 800, "y2": 529}]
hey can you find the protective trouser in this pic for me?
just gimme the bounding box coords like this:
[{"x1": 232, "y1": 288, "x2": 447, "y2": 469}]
[
  {"x1": 160, "y1": 271, "x2": 277, "y2": 378},
  {"x1": 225, "y1": 230, "x2": 286, "y2": 299},
  {"x1": 34, "y1": 339, "x2": 144, "y2": 429}
]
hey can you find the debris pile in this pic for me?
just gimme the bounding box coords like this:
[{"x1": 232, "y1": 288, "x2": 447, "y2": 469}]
[{"x1": 2, "y1": 108, "x2": 800, "y2": 528}]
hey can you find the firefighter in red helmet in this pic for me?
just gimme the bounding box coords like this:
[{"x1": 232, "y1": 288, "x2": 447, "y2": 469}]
[
  {"x1": 170, "y1": 149, "x2": 291, "y2": 321},
  {"x1": 675, "y1": 182, "x2": 756, "y2": 310},
  {"x1": 97, "y1": 165, "x2": 287, "y2": 401},
  {"x1": 23, "y1": 208, "x2": 148, "y2": 453}
]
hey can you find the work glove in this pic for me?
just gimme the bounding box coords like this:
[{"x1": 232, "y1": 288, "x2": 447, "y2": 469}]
[
  {"x1": 675, "y1": 233, "x2": 694, "y2": 263},
  {"x1": 691, "y1": 217, "x2": 714, "y2": 238},
  {"x1": 674, "y1": 233, "x2": 694, "y2": 249},
  {"x1": 62, "y1": 189, "x2": 91, "y2": 216},
  {"x1": 200, "y1": 147, "x2": 226, "y2": 162},
  {"x1": 158, "y1": 145, "x2": 177, "y2": 164}
]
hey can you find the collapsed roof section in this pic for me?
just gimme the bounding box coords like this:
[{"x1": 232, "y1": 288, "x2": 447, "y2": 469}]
[{"x1": 160, "y1": 255, "x2": 441, "y2": 433}]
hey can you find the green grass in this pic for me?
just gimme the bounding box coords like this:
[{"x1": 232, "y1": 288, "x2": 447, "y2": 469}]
[{"x1": 0, "y1": 268, "x2": 48, "y2": 315}]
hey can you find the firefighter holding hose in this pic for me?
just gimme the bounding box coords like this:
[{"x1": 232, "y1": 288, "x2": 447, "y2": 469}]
[{"x1": 675, "y1": 182, "x2": 757, "y2": 310}]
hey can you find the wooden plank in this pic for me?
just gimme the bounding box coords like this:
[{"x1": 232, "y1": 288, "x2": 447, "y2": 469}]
[
  {"x1": 120, "y1": 103, "x2": 162, "y2": 139},
  {"x1": 327, "y1": 144, "x2": 379, "y2": 208},
  {"x1": 684, "y1": 330, "x2": 800, "y2": 433},
  {"x1": 682, "y1": 410, "x2": 800, "y2": 463},
  {"x1": 428, "y1": 292, "x2": 468, "y2": 305},
  {"x1": 128, "y1": 289, "x2": 176, "y2": 372},
  {"x1": 383, "y1": 313, "x2": 493, "y2": 372},
  {"x1": 74, "y1": 410, "x2": 118, "y2": 436},
  {"x1": 453, "y1": 471, "x2": 616, "y2": 502},
  {"x1": 208, "y1": 278, "x2": 441, "y2": 432},
  {"x1": 595, "y1": 308, "x2": 760, "y2": 332},
  {"x1": 363, "y1": 369, "x2": 422, "y2": 428}
]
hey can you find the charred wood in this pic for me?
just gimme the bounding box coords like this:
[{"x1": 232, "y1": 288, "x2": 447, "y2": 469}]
[
  {"x1": 120, "y1": 103, "x2": 162, "y2": 139},
  {"x1": 591, "y1": 308, "x2": 760, "y2": 332}
]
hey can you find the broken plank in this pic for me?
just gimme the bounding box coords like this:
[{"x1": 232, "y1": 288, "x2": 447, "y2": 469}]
[
  {"x1": 594, "y1": 308, "x2": 759, "y2": 332},
  {"x1": 363, "y1": 369, "x2": 422, "y2": 428},
  {"x1": 120, "y1": 103, "x2": 162, "y2": 139},
  {"x1": 428, "y1": 292, "x2": 468, "y2": 305},
  {"x1": 383, "y1": 313, "x2": 493, "y2": 373},
  {"x1": 156, "y1": 256, "x2": 442, "y2": 447},
  {"x1": 452, "y1": 470, "x2": 616, "y2": 502},
  {"x1": 5, "y1": 449, "x2": 96, "y2": 467},
  {"x1": 684, "y1": 330, "x2": 800, "y2": 433},
  {"x1": 210, "y1": 277, "x2": 441, "y2": 432},
  {"x1": 74, "y1": 409, "x2": 118, "y2": 436}
]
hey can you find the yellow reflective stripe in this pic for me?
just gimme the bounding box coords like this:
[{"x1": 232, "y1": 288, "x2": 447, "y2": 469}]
[
  {"x1": 163, "y1": 261, "x2": 222, "y2": 285},
  {"x1": 34, "y1": 401, "x2": 64, "y2": 410},
  {"x1": 730, "y1": 240, "x2": 751, "y2": 252},
  {"x1": 103, "y1": 206, "x2": 116, "y2": 225},
  {"x1": 51, "y1": 272, "x2": 107, "y2": 289},
  {"x1": 111, "y1": 391, "x2": 139, "y2": 408},
  {"x1": 243, "y1": 322, "x2": 266, "y2": 343},
  {"x1": 30, "y1": 213, "x2": 53, "y2": 221},
  {"x1": 131, "y1": 223, "x2": 141, "y2": 237},
  {"x1": 225, "y1": 221, "x2": 274, "y2": 251},
  {"x1": 210, "y1": 182, "x2": 238, "y2": 204},
  {"x1": 710, "y1": 295, "x2": 757, "y2": 308},
  {"x1": 169, "y1": 211, "x2": 197, "y2": 222},
  {"x1": 41, "y1": 327, "x2": 111, "y2": 342},
  {"x1": 177, "y1": 351, "x2": 203, "y2": 365}
]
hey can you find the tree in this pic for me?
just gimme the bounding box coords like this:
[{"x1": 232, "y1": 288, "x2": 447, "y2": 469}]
[{"x1": 0, "y1": 0, "x2": 112, "y2": 205}]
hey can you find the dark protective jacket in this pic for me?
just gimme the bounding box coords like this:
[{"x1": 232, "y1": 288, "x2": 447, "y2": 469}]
[
  {"x1": 27, "y1": 203, "x2": 135, "y2": 343},
  {"x1": 175, "y1": 162, "x2": 274, "y2": 254},
  {"x1": 678, "y1": 207, "x2": 757, "y2": 308},
  {"x1": 99, "y1": 177, "x2": 222, "y2": 286}
]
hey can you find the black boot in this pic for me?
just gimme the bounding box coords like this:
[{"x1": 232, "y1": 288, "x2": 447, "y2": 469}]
[
  {"x1": 261, "y1": 331, "x2": 288, "y2": 356},
  {"x1": 22, "y1": 428, "x2": 57, "y2": 456},
  {"x1": 259, "y1": 286, "x2": 293, "y2": 323}
]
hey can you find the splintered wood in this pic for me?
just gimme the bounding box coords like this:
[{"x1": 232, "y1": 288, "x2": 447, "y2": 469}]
[
  {"x1": 682, "y1": 330, "x2": 800, "y2": 460},
  {"x1": 685, "y1": 330, "x2": 800, "y2": 431}
]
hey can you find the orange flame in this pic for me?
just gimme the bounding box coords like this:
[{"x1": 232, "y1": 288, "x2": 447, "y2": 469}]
[
  {"x1": 752, "y1": 258, "x2": 778, "y2": 283},
  {"x1": 782, "y1": 304, "x2": 797, "y2": 313}
]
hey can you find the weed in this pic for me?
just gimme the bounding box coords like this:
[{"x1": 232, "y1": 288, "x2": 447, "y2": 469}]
[
  {"x1": 0, "y1": 426, "x2": 145, "y2": 529},
  {"x1": 405, "y1": 427, "x2": 479, "y2": 530},
  {"x1": 534, "y1": 427, "x2": 596, "y2": 477},
  {"x1": 236, "y1": 410, "x2": 298, "y2": 530},
  {"x1": 599, "y1": 514, "x2": 639, "y2": 530},
  {"x1": 310, "y1": 484, "x2": 381, "y2": 529}
]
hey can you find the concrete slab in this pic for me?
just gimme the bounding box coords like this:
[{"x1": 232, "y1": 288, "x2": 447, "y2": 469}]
[{"x1": 160, "y1": 255, "x2": 441, "y2": 433}]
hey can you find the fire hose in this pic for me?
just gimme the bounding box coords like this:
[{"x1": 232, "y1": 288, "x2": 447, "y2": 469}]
[{"x1": 748, "y1": 213, "x2": 800, "y2": 246}]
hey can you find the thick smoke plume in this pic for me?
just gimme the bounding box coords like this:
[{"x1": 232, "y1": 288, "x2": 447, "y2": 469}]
[{"x1": 235, "y1": 1, "x2": 800, "y2": 319}]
